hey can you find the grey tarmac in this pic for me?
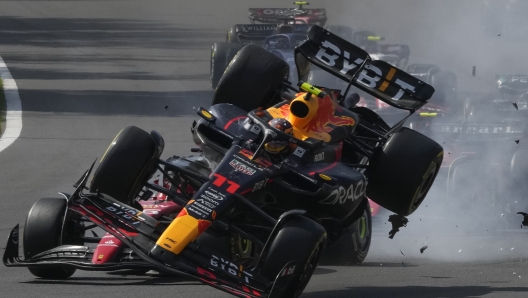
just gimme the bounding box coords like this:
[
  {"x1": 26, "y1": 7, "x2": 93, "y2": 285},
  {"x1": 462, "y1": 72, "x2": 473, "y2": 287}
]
[{"x1": 0, "y1": 1, "x2": 527, "y2": 297}]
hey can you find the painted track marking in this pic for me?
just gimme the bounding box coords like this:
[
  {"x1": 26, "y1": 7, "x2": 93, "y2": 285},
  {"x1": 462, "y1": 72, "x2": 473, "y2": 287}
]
[{"x1": 0, "y1": 54, "x2": 22, "y2": 152}]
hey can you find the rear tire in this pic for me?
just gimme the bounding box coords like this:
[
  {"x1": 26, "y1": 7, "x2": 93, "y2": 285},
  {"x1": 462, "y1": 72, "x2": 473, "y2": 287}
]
[
  {"x1": 210, "y1": 42, "x2": 243, "y2": 89},
  {"x1": 262, "y1": 216, "x2": 326, "y2": 298},
  {"x1": 367, "y1": 128, "x2": 443, "y2": 216},
  {"x1": 90, "y1": 126, "x2": 157, "y2": 205},
  {"x1": 212, "y1": 44, "x2": 289, "y2": 111},
  {"x1": 24, "y1": 198, "x2": 79, "y2": 279}
]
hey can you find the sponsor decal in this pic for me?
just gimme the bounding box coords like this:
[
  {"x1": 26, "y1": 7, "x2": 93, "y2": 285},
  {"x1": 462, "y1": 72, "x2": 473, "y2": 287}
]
[
  {"x1": 204, "y1": 189, "x2": 224, "y2": 200},
  {"x1": 97, "y1": 239, "x2": 119, "y2": 247},
  {"x1": 314, "y1": 152, "x2": 324, "y2": 162},
  {"x1": 258, "y1": 8, "x2": 320, "y2": 16},
  {"x1": 293, "y1": 146, "x2": 306, "y2": 157},
  {"x1": 197, "y1": 198, "x2": 216, "y2": 209},
  {"x1": 437, "y1": 124, "x2": 518, "y2": 134},
  {"x1": 252, "y1": 177, "x2": 269, "y2": 192},
  {"x1": 243, "y1": 24, "x2": 277, "y2": 32},
  {"x1": 105, "y1": 203, "x2": 145, "y2": 225},
  {"x1": 210, "y1": 255, "x2": 253, "y2": 283},
  {"x1": 188, "y1": 205, "x2": 207, "y2": 219},
  {"x1": 207, "y1": 186, "x2": 227, "y2": 198},
  {"x1": 281, "y1": 265, "x2": 296, "y2": 276},
  {"x1": 315, "y1": 40, "x2": 416, "y2": 100},
  {"x1": 238, "y1": 149, "x2": 273, "y2": 168},
  {"x1": 141, "y1": 204, "x2": 171, "y2": 209},
  {"x1": 233, "y1": 154, "x2": 260, "y2": 170},
  {"x1": 501, "y1": 75, "x2": 528, "y2": 83},
  {"x1": 250, "y1": 124, "x2": 262, "y2": 135},
  {"x1": 229, "y1": 159, "x2": 256, "y2": 175},
  {"x1": 200, "y1": 194, "x2": 220, "y2": 206},
  {"x1": 319, "y1": 180, "x2": 367, "y2": 205},
  {"x1": 193, "y1": 201, "x2": 213, "y2": 213}
]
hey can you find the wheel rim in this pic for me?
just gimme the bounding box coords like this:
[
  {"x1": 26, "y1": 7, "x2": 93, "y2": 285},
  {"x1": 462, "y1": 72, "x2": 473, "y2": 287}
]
[
  {"x1": 413, "y1": 160, "x2": 440, "y2": 209},
  {"x1": 295, "y1": 244, "x2": 321, "y2": 296},
  {"x1": 358, "y1": 215, "x2": 368, "y2": 248},
  {"x1": 359, "y1": 216, "x2": 367, "y2": 239},
  {"x1": 231, "y1": 235, "x2": 253, "y2": 259}
]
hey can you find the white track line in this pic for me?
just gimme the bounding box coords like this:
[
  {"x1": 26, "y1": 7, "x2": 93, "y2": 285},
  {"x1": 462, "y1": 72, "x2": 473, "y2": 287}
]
[{"x1": 0, "y1": 55, "x2": 22, "y2": 153}]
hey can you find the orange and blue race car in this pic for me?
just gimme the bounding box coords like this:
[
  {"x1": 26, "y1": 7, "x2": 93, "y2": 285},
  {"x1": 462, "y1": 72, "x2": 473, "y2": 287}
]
[{"x1": 4, "y1": 26, "x2": 442, "y2": 298}]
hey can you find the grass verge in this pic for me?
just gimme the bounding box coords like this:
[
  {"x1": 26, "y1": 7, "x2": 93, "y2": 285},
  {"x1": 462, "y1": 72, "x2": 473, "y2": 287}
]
[{"x1": 0, "y1": 79, "x2": 6, "y2": 137}]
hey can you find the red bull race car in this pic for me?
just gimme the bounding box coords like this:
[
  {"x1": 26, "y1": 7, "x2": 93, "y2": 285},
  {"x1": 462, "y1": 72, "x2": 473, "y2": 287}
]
[{"x1": 4, "y1": 26, "x2": 443, "y2": 298}]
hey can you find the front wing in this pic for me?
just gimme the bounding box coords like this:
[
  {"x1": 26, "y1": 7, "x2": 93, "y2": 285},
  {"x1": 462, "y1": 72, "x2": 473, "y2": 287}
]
[{"x1": 3, "y1": 191, "x2": 301, "y2": 298}]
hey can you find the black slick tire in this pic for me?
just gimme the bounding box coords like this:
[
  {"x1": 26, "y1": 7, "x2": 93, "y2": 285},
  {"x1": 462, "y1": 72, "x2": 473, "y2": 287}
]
[
  {"x1": 210, "y1": 42, "x2": 243, "y2": 89},
  {"x1": 367, "y1": 127, "x2": 443, "y2": 216},
  {"x1": 90, "y1": 126, "x2": 157, "y2": 205},
  {"x1": 212, "y1": 44, "x2": 289, "y2": 111},
  {"x1": 24, "y1": 198, "x2": 78, "y2": 279},
  {"x1": 262, "y1": 216, "x2": 326, "y2": 298}
]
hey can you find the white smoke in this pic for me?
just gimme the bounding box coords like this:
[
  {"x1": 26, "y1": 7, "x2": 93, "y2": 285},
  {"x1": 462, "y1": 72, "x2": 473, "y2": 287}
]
[{"x1": 322, "y1": 0, "x2": 528, "y2": 261}]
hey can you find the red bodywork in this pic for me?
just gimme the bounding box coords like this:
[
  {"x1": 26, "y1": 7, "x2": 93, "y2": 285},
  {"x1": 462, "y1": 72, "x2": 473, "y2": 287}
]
[{"x1": 92, "y1": 180, "x2": 186, "y2": 265}]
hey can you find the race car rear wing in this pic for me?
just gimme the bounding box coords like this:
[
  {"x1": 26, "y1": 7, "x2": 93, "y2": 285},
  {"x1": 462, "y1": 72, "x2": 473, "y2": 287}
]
[
  {"x1": 294, "y1": 25, "x2": 434, "y2": 111},
  {"x1": 248, "y1": 7, "x2": 327, "y2": 26},
  {"x1": 233, "y1": 24, "x2": 309, "y2": 43}
]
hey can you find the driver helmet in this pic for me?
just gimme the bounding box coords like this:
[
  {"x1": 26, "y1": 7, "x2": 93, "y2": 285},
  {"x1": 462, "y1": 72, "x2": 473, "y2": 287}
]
[{"x1": 264, "y1": 118, "x2": 293, "y2": 154}]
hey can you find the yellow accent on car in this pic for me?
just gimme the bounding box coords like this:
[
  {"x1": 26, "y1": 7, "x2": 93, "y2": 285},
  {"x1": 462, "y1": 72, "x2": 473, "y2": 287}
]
[
  {"x1": 156, "y1": 214, "x2": 199, "y2": 255},
  {"x1": 379, "y1": 80, "x2": 389, "y2": 92},
  {"x1": 319, "y1": 174, "x2": 332, "y2": 181},
  {"x1": 367, "y1": 36, "x2": 382, "y2": 41},
  {"x1": 299, "y1": 82, "x2": 324, "y2": 97},
  {"x1": 201, "y1": 110, "x2": 213, "y2": 119},
  {"x1": 419, "y1": 112, "x2": 437, "y2": 117},
  {"x1": 386, "y1": 67, "x2": 396, "y2": 81}
]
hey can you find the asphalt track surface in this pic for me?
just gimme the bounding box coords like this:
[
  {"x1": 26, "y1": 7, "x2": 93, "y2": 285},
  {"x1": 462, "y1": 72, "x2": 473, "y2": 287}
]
[{"x1": 0, "y1": 1, "x2": 527, "y2": 297}]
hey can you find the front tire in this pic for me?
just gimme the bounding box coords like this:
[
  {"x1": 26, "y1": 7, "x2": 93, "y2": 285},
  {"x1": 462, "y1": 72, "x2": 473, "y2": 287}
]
[
  {"x1": 24, "y1": 198, "x2": 79, "y2": 279},
  {"x1": 261, "y1": 216, "x2": 326, "y2": 298},
  {"x1": 212, "y1": 44, "x2": 289, "y2": 112},
  {"x1": 90, "y1": 126, "x2": 158, "y2": 205},
  {"x1": 210, "y1": 42, "x2": 243, "y2": 89}
]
